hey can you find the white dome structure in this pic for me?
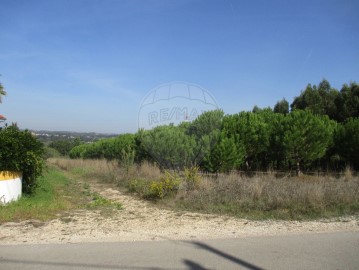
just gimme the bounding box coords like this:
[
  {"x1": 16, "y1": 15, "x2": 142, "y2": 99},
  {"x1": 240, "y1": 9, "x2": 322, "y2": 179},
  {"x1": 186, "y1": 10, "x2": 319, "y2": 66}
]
[{"x1": 138, "y1": 82, "x2": 218, "y2": 130}]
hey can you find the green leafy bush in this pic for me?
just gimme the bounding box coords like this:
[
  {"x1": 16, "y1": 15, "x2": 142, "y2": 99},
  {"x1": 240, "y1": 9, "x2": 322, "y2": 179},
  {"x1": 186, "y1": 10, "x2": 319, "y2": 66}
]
[
  {"x1": 0, "y1": 125, "x2": 45, "y2": 194},
  {"x1": 184, "y1": 166, "x2": 202, "y2": 189},
  {"x1": 43, "y1": 146, "x2": 61, "y2": 159},
  {"x1": 128, "y1": 171, "x2": 181, "y2": 200},
  {"x1": 49, "y1": 138, "x2": 83, "y2": 156},
  {"x1": 69, "y1": 133, "x2": 135, "y2": 160},
  {"x1": 87, "y1": 192, "x2": 122, "y2": 209}
]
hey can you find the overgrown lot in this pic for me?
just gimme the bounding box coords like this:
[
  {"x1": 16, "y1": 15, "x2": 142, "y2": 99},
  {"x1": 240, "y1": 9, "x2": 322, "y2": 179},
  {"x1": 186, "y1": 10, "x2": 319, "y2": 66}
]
[
  {"x1": 50, "y1": 158, "x2": 359, "y2": 220},
  {"x1": 0, "y1": 166, "x2": 122, "y2": 224}
]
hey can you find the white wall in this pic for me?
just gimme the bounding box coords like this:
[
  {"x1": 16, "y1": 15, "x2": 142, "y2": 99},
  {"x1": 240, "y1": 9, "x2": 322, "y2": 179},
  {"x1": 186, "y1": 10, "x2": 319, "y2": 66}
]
[{"x1": 0, "y1": 172, "x2": 22, "y2": 204}]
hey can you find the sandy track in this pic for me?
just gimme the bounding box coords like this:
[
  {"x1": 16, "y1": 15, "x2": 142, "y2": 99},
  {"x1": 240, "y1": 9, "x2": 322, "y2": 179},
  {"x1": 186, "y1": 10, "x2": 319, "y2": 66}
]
[{"x1": 1, "y1": 180, "x2": 358, "y2": 245}]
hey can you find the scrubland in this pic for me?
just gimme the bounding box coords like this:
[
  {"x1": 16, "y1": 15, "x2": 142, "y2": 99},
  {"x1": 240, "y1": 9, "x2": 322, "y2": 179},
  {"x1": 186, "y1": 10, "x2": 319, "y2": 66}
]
[{"x1": 49, "y1": 158, "x2": 359, "y2": 220}]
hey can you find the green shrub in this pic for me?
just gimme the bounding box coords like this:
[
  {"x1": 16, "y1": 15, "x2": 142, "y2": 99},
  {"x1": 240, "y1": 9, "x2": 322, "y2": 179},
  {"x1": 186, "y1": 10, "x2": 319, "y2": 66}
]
[
  {"x1": 43, "y1": 146, "x2": 61, "y2": 159},
  {"x1": 69, "y1": 134, "x2": 135, "y2": 160},
  {"x1": 87, "y1": 192, "x2": 122, "y2": 209},
  {"x1": 184, "y1": 166, "x2": 202, "y2": 189},
  {"x1": 146, "y1": 171, "x2": 181, "y2": 199},
  {"x1": 49, "y1": 138, "x2": 83, "y2": 156},
  {"x1": 0, "y1": 125, "x2": 45, "y2": 194},
  {"x1": 128, "y1": 171, "x2": 181, "y2": 200},
  {"x1": 128, "y1": 179, "x2": 148, "y2": 194}
]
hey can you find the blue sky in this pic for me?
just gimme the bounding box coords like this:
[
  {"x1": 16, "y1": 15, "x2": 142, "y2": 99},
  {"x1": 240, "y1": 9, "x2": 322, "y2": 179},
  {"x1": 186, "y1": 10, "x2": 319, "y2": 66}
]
[{"x1": 0, "y1": 0, "x2": 358, "y2": 133}]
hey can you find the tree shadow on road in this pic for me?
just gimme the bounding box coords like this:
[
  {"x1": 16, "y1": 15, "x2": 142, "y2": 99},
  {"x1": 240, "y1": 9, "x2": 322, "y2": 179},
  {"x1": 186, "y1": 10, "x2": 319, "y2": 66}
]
[
  {"x1": 183, "y1": 259, "x2": 210, "y2": 270},
  {"x1": 0, "y1": 258, "x2": 177, "y2": 270},
  {"x1": 185, "y1": 241, "x2": 265, "y2": 270}
]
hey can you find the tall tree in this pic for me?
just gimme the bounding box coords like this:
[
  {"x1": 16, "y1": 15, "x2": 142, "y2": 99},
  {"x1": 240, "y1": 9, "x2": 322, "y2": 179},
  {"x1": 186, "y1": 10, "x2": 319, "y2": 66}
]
[
  {"x1": 187, "y1": 109, "x2": 224, "y2": 164},
  {"x1": 222, "y1": 112, "x2": 270, "y2": 170},
  {"x1": 334, "y1": 118, "x2": 359, "y2": 170},
  {"x1": 264, "y1": 111, "x2": 287, "y2": 169},
  {"x1": 274, "y1": 98, "x2": 289, "y2": 114},
  {"x1": 187, "y1": 109, "x2": 224, "y2": 139},
  {"x1": 335, "y1": 82, "x2": 359, "y2": 122},
  {"x1": 201, "y1": 131, "x2": 244, "y2": 173},
  {"x1": 139, "y1": 124, "x2": 197, "y2": 169},
  {"x1": 291, "y1": 79, "x2": 338, "y2": 119},
  {"x1": 284, "y1": 110, "x2": 336, "y2": 175}
]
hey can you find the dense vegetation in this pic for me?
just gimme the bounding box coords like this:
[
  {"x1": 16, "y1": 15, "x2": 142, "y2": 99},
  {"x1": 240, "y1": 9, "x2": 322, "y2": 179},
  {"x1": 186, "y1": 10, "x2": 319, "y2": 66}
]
[
  {"x1": 1, "y1": 81, "x2": 46, "y2": 194},
  {"x1": 49, "y1": 138, "x2": 83, "y2": 156},
  {"x1": 69, "y1": 134, "x2": 135, "y2": 161},
  {"x1": 0, "y1": 125, "x2": 45, "y2": 194},
  {"x1": 69, "y1": 80, "x2": 358, "y2": 173}
]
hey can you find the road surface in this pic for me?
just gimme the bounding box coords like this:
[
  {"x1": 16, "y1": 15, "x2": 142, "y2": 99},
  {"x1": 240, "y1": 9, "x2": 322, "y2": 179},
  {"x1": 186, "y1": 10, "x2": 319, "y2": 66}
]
[{"x1": 1, "y1": 232, "x2": 358, "y2": 270}]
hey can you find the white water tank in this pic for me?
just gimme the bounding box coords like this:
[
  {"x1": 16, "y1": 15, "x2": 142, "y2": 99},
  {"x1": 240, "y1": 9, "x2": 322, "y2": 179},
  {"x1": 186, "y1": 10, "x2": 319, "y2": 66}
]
[{"x1": 0, "y1": 171, "x2": 22, "y2": 204}]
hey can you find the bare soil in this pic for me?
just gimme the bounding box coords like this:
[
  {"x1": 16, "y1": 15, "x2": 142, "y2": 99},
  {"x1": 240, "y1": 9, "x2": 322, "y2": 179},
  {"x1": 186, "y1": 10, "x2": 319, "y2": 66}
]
[{"x1": 1, "y1": 180, "x2": 358, "y2": 245}]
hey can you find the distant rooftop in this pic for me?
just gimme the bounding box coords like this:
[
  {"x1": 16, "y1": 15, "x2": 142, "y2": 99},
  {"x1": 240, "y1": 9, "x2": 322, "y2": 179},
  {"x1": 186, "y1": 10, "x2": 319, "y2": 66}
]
[{"x1": 0, "y1": 114, "x2": 6, "y2": 120}]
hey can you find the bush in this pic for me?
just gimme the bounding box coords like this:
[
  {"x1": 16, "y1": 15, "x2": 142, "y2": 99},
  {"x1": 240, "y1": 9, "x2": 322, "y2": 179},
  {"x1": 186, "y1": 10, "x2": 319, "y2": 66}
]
[
  {"x1": 0, "y1": 125, "x2": 45, "y2": 194},
  {"x1": 69, "y1": 134, "x2": 135, "y2": 160},
  {"x1": 128, "y1": 171, "x2": 181, "y2": 200},
  {"x1": 44, "y1": 146, "x2": 61, "y2": 159},
  {"x1": 48, "y1": 138, "x2": 83, "y2": 156},
  {"x1": 184, "y1": 166, "x2": 202, "y2": 189}
]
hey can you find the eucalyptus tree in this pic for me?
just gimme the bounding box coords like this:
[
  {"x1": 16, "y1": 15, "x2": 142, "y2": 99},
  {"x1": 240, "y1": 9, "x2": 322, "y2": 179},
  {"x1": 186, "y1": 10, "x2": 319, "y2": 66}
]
[
  {"x1": 273, "y1": 98, "x2": 289, "y2": 114},
  {"x1": 291, "y1": 79, "x2": 338, "y2": 119},
  {"x1": 335, "y1": 82, "x2": 359, "y2": 122}
]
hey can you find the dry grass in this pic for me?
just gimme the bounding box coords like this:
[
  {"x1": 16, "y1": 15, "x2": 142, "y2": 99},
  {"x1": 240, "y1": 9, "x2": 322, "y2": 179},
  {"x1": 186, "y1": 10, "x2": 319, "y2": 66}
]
[
  {"x1": 49, "y1": 158, "x2": 119, "y2": 183},
  {"x1": 48, "y1": 158, "x2": 161, "y2": 185},
  {"x1": 49, "y1": 158, "x2": 359, "y2": 220},
  {"x1": 174, "y1": 172, "x2": 359, "y2": 219}
]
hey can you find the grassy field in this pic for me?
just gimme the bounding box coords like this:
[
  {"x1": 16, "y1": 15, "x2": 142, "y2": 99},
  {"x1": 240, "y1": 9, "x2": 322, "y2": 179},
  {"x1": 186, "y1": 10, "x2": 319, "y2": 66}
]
[
  {"x1": 0, "y1": 165, "x2": 121, "y2": 224},
  {"x1": 49, "y1": 158, "x2": 359, "y2": 220}
]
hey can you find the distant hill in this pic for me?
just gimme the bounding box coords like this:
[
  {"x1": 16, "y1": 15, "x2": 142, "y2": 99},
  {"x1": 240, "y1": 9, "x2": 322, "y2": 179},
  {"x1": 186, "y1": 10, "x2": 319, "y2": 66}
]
[{"x1": 31, "y1": 130, "x2": 119, "y2": 143}]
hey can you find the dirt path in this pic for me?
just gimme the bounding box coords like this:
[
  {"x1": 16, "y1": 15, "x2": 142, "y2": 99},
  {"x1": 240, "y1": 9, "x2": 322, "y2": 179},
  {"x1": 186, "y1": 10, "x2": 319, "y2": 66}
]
[{"x1": 1, "y1": 180, "x2": 358, "y2": 245}]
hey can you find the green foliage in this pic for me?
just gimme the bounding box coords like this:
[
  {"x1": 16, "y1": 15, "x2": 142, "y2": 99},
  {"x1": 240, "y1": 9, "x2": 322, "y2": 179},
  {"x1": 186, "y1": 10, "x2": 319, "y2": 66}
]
[
  {"x1": 0, "y1": 125, "x2": 45, "y2": 194},
  {"x1": 138, "y1": 125, "x2": 197, "y2": 169},
  {"x1": 43, "y1": 146, "x2": 61, "y2": 159},
  {"x1": 266, "y1": 112, "x2": 287, "y2": 169},
  {"x1": 202, "y1": 131, "x2": 243, "y2": 173},
  {"x1": 147, "y1": 171, "x2": 181, "y2": 199},
  {"x1": 70, "y1": 79, "x2": 358, "y2": 173},
  {"x1": 284, "y1": 110, "x2": 336, "y2": 173},
  {"x1": 69, "y1": 133, "x2": 135, "y2": 160},
  {"x1": 291, "y1": 80, "x2": 338, "y2": 119},
  {"x1": 184, "y1": 166, "x2": 202, "y2": 189},
  {"x1": 121, "y1": 146, "x2": 135, "y2": 175},
  {"x1": 291, "y1": 79, "x2": 359, "y2": 123},
  {"x1": 49, "y1": 138, "x2": 83, "y2": 156},
  {"x1": 335, "y1": 82, "x2": 359, "y2": 122},
  {"x1": 334, "y1": 118, "x2": 359, "y2": 169},
  {"x1": 252, "y1": 105, "x2": 272, "y2": 113},
  {"x1": 273, "y1": 98, "x2": 289, "y2": 114},
  {"x1": 222, "y1": 111, "x2": 270, "y2": 169},
  {"x1": 128, "y1": 171, "x2": 180, "y2": 200},
  {"x1": 87, "y1": 192, "x2": 122, "y2": 209},
  {"x1": 187, "y1": 109, "x2": 224, "y2": 139}
]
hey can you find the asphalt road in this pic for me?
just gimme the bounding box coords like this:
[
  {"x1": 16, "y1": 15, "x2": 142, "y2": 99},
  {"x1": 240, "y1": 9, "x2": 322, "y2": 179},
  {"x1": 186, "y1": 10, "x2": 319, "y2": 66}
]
[{"x1": 1, "y1": 232, "x2": 358, "y2": 270}]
